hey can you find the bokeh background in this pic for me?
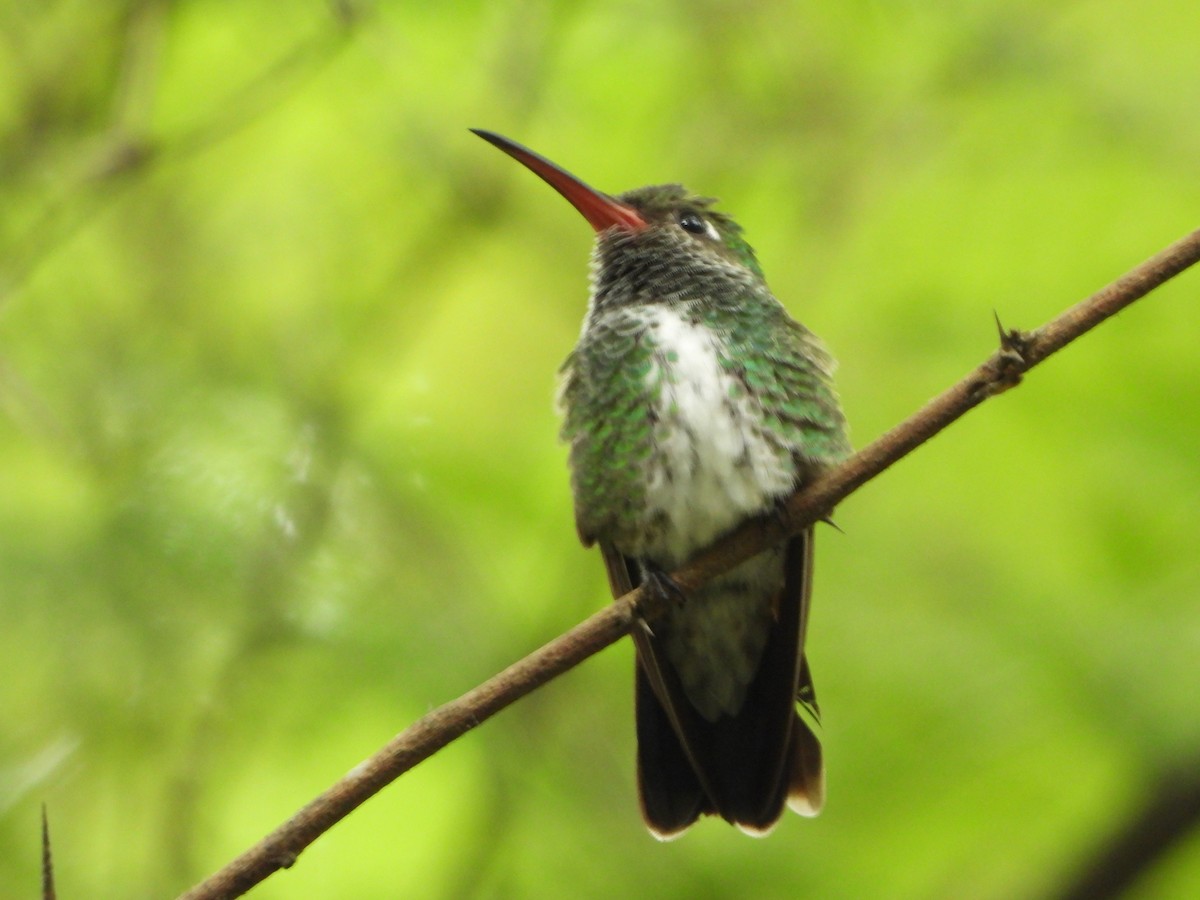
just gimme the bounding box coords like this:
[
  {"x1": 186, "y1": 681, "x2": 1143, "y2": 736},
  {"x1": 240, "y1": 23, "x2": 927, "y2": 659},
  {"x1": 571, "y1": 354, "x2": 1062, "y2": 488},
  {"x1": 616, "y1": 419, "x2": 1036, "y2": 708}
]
[{"x1": 2, "y1": 2, "x2": 1198, "y2": 897}]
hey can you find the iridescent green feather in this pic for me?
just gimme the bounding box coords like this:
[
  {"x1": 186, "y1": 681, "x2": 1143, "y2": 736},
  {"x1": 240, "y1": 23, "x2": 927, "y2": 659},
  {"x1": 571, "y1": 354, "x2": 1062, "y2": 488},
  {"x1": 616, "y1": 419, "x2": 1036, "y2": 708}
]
[
  {"x1": 559, "y1": 313, "x2": 659, "y2": 545},
  {"x1": 702, "y1": 294, "x2": 849, "y2": 467}
]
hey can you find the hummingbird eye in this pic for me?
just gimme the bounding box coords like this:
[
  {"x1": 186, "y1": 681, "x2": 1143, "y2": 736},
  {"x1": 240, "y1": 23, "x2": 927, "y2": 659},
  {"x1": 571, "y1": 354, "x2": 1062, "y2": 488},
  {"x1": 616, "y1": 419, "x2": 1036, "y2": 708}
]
[{"x1": 678, "y1": 211, "x2": 709, "y2": 236}]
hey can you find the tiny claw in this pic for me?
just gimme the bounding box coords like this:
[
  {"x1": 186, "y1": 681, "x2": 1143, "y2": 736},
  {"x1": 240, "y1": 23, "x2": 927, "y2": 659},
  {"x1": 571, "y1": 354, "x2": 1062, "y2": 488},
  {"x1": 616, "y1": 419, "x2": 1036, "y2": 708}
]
[{"x1": 642, "y1": 565, "x2": 688, "y2": 610}]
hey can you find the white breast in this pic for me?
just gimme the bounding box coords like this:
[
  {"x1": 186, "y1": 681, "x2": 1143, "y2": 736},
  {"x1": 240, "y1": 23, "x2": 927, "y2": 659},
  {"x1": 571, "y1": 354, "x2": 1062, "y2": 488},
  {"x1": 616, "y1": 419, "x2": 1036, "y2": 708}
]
[{"x1": 641, "y1": 308, "x2": 797, "y2": 566}]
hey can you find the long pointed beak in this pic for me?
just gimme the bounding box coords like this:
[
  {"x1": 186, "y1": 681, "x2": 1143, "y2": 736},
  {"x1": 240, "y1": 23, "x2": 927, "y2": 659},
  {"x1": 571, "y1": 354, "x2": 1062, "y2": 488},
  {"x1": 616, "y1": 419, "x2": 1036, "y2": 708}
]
[{"x1": 472, "y1": 129, "x2": 646, "y2": 233}]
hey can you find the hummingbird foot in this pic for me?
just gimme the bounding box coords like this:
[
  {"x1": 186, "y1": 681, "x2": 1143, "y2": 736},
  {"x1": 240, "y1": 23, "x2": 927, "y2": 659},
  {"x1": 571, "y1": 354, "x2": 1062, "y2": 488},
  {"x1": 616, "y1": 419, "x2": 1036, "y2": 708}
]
[
  {"x1": 640, "y1": 564, "x2": 688, "y2": 611},
  {"x1": 633, "y1": 564, "x2": 687, "y2": 632}
]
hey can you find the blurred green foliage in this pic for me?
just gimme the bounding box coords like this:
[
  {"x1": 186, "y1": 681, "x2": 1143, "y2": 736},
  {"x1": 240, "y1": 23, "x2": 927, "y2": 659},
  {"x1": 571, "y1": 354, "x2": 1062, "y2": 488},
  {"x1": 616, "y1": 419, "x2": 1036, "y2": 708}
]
[{"x1": 2, "y1": 1, "x2": 1198, "y2": 897}]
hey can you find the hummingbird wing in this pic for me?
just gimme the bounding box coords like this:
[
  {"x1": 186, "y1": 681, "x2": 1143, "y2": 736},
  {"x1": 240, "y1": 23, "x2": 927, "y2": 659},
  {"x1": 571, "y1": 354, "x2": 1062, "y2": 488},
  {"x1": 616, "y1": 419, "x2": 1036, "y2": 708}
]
[
  {"x1": 603, "y1": 530, "x2": 824, "y2": 838},
  {"x1": 600, "y1": 542, "x2": 715, "y2": 833}
]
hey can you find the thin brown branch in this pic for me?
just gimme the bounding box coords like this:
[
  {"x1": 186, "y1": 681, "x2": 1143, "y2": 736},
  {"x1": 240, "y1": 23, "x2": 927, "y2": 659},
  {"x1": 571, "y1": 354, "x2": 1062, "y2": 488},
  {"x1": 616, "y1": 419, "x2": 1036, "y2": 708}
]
[
  {"x1": 1055, "y1": 754, "x2": 1200, "y2": 900},
  {"x1": 177, "y1": 227, "x2": 1200, "y2": 899},
  {"x1": 42, "y1": 804, "x2": 55, "y2": 900}
]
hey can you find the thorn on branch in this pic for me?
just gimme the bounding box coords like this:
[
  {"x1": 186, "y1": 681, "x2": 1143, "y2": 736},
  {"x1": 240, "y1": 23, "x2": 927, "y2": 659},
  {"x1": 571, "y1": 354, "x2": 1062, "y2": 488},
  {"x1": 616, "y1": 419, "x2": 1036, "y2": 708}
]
[
  {"x1": 972, "y1": 311, "x2": 1031, "y2": 401},
  {"x1": 820, "y1": 516, "x2": 845, "y2": 535},
  {"x1": 995, "y1": 310, "x2": 1031, "y2": 360}
]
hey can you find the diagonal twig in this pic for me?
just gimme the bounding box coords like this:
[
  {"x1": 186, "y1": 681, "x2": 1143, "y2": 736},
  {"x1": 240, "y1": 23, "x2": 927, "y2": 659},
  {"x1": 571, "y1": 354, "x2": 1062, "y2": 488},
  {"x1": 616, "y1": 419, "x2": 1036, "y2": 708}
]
[
  {"x1": 178, "y1": 227, "x2": 1200, "y2": 900},
  {"x1": 42, "y1": 804, "x2": 55, "y2": 900},
  {"x1": 1054, "y1": 754, "x2": 1200, "y2": 900}
]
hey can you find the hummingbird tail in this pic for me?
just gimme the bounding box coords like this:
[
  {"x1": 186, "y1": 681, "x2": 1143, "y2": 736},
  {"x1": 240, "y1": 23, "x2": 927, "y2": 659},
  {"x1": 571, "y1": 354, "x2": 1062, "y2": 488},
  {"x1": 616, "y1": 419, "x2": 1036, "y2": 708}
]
[
  {"x1": 635, "y1": 665, "x2": 826, "y2": 837},
  {"x1": 635, "y1": 663, "x2": 711, "y2": 840},
  {"x1": 629, "y1": 531, "x2": 824, "y2": 838},
  {"x1": 785, "y1": 713, "x2": 825, "y2": 817}
]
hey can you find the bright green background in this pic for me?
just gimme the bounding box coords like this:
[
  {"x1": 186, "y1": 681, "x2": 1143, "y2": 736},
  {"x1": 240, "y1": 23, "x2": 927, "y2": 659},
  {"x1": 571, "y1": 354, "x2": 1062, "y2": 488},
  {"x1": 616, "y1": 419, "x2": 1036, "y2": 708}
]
[{"x1": 2, "y1": 2, "x2": 1198, "y2": 898}]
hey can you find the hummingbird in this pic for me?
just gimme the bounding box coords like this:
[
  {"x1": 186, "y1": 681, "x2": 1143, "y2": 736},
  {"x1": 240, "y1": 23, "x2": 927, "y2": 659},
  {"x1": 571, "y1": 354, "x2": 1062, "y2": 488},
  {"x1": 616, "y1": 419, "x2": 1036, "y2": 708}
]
[{"x1": 473, "y1": 129, "x2": 850, "y2": 839}]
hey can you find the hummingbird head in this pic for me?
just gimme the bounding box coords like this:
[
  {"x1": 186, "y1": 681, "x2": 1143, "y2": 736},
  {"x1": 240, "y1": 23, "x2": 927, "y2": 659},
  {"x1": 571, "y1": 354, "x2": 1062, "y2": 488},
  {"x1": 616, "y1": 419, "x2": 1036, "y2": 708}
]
[
  {"x1": 473, "y1": 129, "x2": 767, "y2": 312},
  {"x1": 611, "y1": 183, "x2": 765, "y2": 279}
]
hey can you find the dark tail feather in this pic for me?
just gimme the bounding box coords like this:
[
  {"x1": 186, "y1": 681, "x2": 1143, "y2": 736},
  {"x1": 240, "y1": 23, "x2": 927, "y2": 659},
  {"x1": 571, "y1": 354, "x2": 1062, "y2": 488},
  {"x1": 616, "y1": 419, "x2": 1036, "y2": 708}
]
[
  {"x1": 633, "y1": 532, "x2": 824, "y2": 837},
  {"x1": 637, "y1": 677, "x2": 824, "y2": 836},
  {"x1": 787, "y1": 713, "x2": 825, "y2": 817},
  {"x1": 635, "y1": 664, "x2": 711, "y2": 840}
]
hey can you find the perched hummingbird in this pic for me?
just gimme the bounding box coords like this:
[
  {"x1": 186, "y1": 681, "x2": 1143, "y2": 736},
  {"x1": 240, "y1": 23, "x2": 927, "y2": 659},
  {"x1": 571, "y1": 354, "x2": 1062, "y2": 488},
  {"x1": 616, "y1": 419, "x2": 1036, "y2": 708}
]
[{"x1": 473, "y1": 129, "x2": 850, "y2": 839}]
